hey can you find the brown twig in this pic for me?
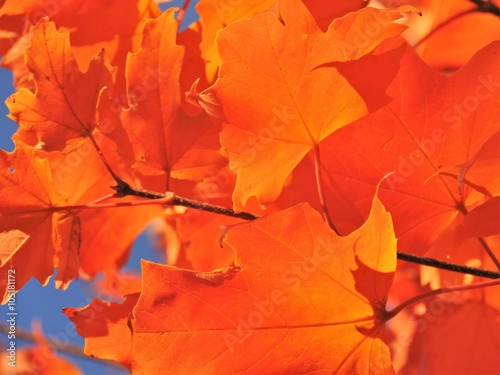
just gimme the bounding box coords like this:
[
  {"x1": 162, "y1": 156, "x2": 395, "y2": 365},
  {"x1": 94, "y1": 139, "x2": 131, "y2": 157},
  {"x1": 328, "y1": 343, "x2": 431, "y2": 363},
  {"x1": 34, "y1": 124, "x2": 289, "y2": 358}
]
[
  {"x1": 3, "y1": 174, "x2": 498, "y2": 280},
  {"x1": 111, "y1": 179, "x2": 259, "y2": 220},
  {"x1": 397, "y1": 251, "x2": 500, "y2": 279},
  {"x1": 110, "y1": 179, "x2": 500, "y2": 279}
]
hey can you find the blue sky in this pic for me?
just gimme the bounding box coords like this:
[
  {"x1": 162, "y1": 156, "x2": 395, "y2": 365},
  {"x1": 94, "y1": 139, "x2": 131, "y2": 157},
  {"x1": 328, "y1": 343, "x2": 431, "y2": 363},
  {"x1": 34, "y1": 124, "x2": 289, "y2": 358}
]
[{"x1": 0, "y1": 1, "x2": 199, "y2": 373}]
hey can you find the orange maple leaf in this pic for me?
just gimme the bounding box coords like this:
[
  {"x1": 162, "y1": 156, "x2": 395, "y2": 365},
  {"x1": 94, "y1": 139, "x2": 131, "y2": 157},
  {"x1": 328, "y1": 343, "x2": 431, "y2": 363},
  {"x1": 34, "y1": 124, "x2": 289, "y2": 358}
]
[
  {"x1": 45, "y1": 137, "x2": 164, "y2": 279},
  {"x1": 318, "y1": 41, "x2": 500, "y2": 260},
  {"x1": 129, "y1": 193, "x2": 397, "y2": 374},
  {"x1": 63, "y1": 294, "x2": 141, "y2": 373},
  {"x1": 6, "y1": 18, "x2": 116, "y2": 152},
  {"x1": 204, "y1": 0, "x2": 417, "y2": 211},
  {"x1": 120, "y1": 9, "x2": 226, "y2": 187},
  {"x1": 196, "y1": 0, "x2": 371, "y2": 83},
  {"x1": 0, "y1": 139, "x2": 163, "y2": 298},
  {"x1": 0, "y1": 142, "x2": 76, "y2": 302},
  {"x1": 196, "y1": 0, "x2": 276, "y2": 83},
  {"x1": 0, "y1": 0, "x2": 161, "y2": 92}
]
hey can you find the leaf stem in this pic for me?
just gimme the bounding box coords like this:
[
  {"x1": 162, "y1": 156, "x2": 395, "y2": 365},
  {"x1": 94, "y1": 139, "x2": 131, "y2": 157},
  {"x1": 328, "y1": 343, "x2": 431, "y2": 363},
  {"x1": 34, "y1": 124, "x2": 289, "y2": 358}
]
[
  {"x1": 86, "y1": 132, "x2": 122, "y2": 184},
  {"x1": 312, "y1": 146, "x2": 337, "y2": 233},
  {"x1": 477, "y1": 237, "x2": 500, "y2": 271},
  {"x1": 455, "y1": 202, "x2": 500, "y2": 271},
  {"x1": 385, "y1": 277, "x2": 500, "y2": 319}
]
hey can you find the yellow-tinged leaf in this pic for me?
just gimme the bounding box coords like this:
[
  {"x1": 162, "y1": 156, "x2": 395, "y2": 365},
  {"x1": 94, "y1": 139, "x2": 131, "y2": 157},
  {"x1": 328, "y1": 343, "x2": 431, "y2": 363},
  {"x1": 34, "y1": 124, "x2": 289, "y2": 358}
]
[{"x1": 129, "y1": 192, "x2": 397, "y2": 374}]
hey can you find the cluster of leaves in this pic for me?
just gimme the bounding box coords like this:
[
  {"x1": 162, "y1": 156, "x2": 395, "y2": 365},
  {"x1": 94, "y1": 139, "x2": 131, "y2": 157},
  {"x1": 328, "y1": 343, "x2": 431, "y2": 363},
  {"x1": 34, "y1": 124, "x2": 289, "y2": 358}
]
[{"x1": 0, "y1": 0, "x2": 499, "y2": 373}]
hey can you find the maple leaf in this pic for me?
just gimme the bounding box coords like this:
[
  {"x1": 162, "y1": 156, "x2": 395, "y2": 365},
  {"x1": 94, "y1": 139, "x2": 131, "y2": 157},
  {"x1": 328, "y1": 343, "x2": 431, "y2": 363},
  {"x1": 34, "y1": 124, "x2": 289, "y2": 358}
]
[
  {"x1": 6, "y1": 18, "x2": 116, "y2": 152},
  {"x1": 63, "y1": 294, "x2": 141, "y2": 373},
  {"x1": 129, "y1": 192, "x2": 397, "y2": 374},
  {"x1": 0, "y1": 137, "x2": 163, "y2": 299},
  {"x1": 317, "y1": 40, "x2": 500, "y2": 258},
  {"x1": 0, "y1": 1, "x2": 37, "y2": 90},
  {"x1": 196, "y1": 0, "x2": 276, "y2": 83},
  {"x1": 53, "y1": 0, "x2": 161, "y2": 73},
  {"x1": 45, "y1": 137, "x2": 164, "y2": 279},
  {"x1": 273, "y1": 38, "x2": 411, "y2": 235},
  {"x1": 0, "y1": 0, "x2": 161, "y2": 92},
  {"x1": 2, "y1": 2, "x2": 500, "y2": 373},
  {"x1": 204, "y1": 0, "x2": 417, "y2": 211},
  {"x1": 196, "y1": 0, "x2": 371, "y2": 83},
  {"x1": 120, "y1": 9, "x2": 226, "y2": 186},
  {"x1": 0, "y1": 142, "x2": 76, "y2": 302}
]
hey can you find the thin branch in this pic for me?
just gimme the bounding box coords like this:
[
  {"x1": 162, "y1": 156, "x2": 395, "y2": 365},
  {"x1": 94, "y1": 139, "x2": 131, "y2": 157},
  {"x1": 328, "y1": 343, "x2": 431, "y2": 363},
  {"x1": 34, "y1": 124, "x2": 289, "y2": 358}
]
[
  {"x1": 385, "y1": 277, "x2": 500, "y2": 319},
  {"x1": 172, "y1": 195, "x2": 259, "y2": 220},
  {"x1": 3, "y1": 171, "x2": 498, "y2": 280},
  {"x1": 110, "y1": 179, "x2": 500, "y2": 279},
  {"x1": 111, "y1": 179, "x2": 260, "y2": 220},
  {"x1": 397, "y1": 251, "x2": 500, "y2": 279},
  {"x1": 312, "y1": 146, "x2": 337, "y2": 233},
  {"x1": 0, "y1": 323, "x2": 124, "y2": 369}
]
